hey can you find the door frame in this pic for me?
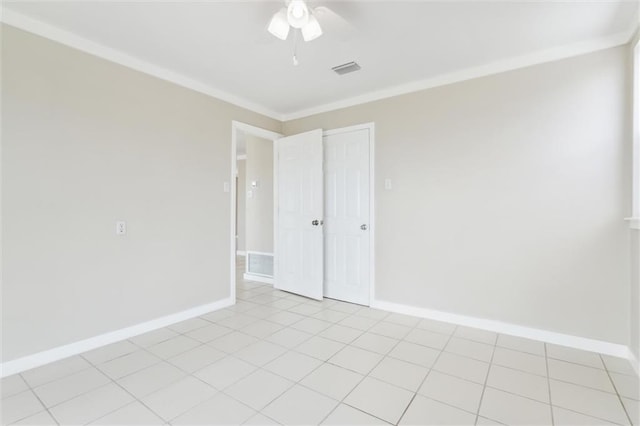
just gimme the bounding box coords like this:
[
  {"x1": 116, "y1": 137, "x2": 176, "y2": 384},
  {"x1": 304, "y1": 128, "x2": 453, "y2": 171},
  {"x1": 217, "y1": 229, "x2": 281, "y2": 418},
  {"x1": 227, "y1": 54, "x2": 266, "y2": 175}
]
[
  {"x1": 322, "y1": 122, "x2": 376, "y2": 306},
  {"x1": 230, "y1": 121, "x2": 375, "y2": 306},
  {"x1": 230, "y1": 121, "x2": 282, "y2": 303}
]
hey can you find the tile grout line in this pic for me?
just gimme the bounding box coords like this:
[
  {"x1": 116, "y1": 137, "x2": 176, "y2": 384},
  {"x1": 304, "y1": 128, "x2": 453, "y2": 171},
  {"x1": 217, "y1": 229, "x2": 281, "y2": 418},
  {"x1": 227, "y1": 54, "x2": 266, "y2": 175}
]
[
  {"x1": 308, "y1": 311, "x2": 393, "y2": 425},
  {"x1": 401, "y1": 325, "x2": 460, "y2": 425},
  {"x1": 473, "y1": 331, "x2": 498, "y2": 425},
  {"x1": 192, "y1": 321, "x2": 305, "y2": 418},
  {"x1": 487, "y1": 358, "x2": 548, "y2": 379},
  {"x1": 12, "y1": 314, "x2": 516, "y2": 425},
  {"x1": 77, "y1": 352, "x2": 173, "y2": 425},
  {"x1": 209, "y1": 313, "x2": 624, "y2": 426},
  {"x1": 18, "y1": 313, "x2": 444, "y2": 426},
  {"x1": 550, "y1": 405, "x2": 633, "y2": 425},
  {"x1": 393, "y1": 320, "x2": 460, "y2": 425},
  {"x1": 222, "y1": 302, "x2": 387, "y2": 424},
  {"x1": 25, "y1": 356, "x2": 149, "y2": 411},
  {"x1": 17, "y1": 362, "x2": 97, "y2": 390},
  {"x1": 318, "y1": 313, "x2": 426, "y2": 426},
  {"x1": 207, "y1": 295, "x2": 383, "y2": 424},
  {"x1": 600, "y1": 353, "x2": 635, "y2": 426},
  {"x1": 13, "y1": 372, "x2": 60, "y2": 425},
  {"x1": 544, "y1": 342, "x2": 555, "y2": 426},
  {"x1": 18, "y1": 354, "x2": 146, "y2": 423},
  {"x1": 92, "y1": 329, "x2": 271, "y2": 425},
  {"x1": 219, "y1": 355, "x2": 325, "y2": 423},
  {"x1": 479, "y1": 383, "x2": 560, "y2": 407},
  {"x1": 83, "y1": 321, "x2": 247, "y2": 422}
]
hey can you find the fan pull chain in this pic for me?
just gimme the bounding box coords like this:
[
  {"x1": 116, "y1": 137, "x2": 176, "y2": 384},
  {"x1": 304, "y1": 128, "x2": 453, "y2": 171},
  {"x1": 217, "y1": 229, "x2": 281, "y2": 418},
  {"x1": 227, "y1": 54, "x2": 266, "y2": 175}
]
[{"x1": 292, "y1": 29, "x2": 299, "y2": 66}]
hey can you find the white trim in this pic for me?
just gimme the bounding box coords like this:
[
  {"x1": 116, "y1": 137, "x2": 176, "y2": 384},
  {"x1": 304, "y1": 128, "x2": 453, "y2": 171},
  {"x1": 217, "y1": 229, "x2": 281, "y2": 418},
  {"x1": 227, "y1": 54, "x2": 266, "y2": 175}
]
[
  {"x1": 1, "y1": 9, "x2": 282, "y2": 121},
  {"x1": 273, "y1": 138, "x2": 280, "y2": 290},
  {"x1": 231, "y1": 121, "x2": 282, "y2": 304},
  {"x1": 0, "y1": 297, "x2": 233, "y2": 378},
  {"x1": 231, "y1": 125, "x2": 237, "y2": 304},
  {"x1": 626, "y1": 217, "x2": 640, "y2": 230},
  {"x1": 245, "y1": 250, "x2": 275, "y2": 256},
  {"x1": 232, "y1": 121, "x2": 282, "y2": 141},
  {"x1": 236, "y1": 250, "x2": 246, "y2": 256},
  {"x1": 371, "y1": 299, "x2": 631, "y2": 359},
  {"x1": 369, "y1": 124, "x2": 376, "y2": 307},
  {"x1": 243, "y1": 273, "x2": 274, "y2": 285},
  {"x1": 323, "y1": 123, "x2": 374, "y2": 137},
  {"x1": 632, "y1": 39, "x2": 640, "y2": 224},
  {"x1": 282, "y1": 30, "x2": 634, "y2": 121}
]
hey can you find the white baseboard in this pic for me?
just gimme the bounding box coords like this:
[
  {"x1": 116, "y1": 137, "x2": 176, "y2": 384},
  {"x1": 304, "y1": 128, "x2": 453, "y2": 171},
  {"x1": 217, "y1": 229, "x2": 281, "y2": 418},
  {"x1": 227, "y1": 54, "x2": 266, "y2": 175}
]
[
  {"x1": 243, "y1": 273, "x2": 274, "y2": 285},
  {"x1": 0, "y1": 297, "x2": 234, "y2": 378},
  {"x1": 236, "y1": 251, "x2": 246, "y2": 256},
  {"x1": 371, "y1": 299, "x2": 631, "y2": 360}
]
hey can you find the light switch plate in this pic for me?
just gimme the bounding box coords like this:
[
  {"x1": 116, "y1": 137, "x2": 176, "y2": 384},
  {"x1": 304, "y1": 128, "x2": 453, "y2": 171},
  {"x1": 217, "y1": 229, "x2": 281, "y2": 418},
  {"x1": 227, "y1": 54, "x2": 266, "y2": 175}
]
[{"x1": 384, "y1": 178, "x2": 393, "y2": 190}]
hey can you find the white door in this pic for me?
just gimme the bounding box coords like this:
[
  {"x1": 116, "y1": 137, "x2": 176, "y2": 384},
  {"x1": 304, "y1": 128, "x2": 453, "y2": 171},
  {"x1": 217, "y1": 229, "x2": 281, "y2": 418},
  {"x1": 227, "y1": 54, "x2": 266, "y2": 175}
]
[
  {"x1": 323, "y1": 128, "x2": 371, "y2": 305},
  {"x1": 275, "y1": 129, "x2": 324, "y2": 300}
]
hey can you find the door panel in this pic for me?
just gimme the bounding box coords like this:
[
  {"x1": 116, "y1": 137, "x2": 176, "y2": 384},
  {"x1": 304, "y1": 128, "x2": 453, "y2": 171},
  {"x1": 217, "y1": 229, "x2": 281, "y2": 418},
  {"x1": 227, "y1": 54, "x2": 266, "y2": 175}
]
[
  {"x1": 275, "y1": 129, "x2": 324, "y2": 300},
  {"x1": 323, "y1": 129, "x2": 370, "y2": 305}
]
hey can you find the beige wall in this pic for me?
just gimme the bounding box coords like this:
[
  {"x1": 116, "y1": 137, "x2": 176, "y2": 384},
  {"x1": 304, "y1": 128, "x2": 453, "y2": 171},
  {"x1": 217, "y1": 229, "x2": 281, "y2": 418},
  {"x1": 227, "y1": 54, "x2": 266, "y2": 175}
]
[
  {"x1": 2, "y1": 21, "x2": 635, "y2": 364},
  {"x1": 1, "y1": 25, "x2": 281, "y2": 362},
  {"x1": 236, "y1": 160, "x2": 246, "y2": 253},
  {"x1": 245, "y1": 136, "x2": 274, "y2": 254},
  {"x1": 284, "y1": 46, "x2": 632, "y2": 345}
]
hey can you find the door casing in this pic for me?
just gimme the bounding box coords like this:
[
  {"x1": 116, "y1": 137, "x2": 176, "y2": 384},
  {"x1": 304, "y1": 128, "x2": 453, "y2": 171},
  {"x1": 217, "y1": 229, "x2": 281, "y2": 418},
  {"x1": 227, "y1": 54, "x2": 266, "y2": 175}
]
[
  {"x1": 230, "y1": 121, "x2": 282, "y2": 303},
  {"x1": 230, "y1": 121, "x2": 375, "y2": 306}
]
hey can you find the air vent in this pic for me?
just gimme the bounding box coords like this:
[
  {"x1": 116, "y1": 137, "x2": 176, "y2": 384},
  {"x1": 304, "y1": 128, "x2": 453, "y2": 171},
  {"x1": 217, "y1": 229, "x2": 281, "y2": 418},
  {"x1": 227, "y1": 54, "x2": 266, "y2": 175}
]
[
  {"x1": 332, "y1": 61, "x2": 361, "y2": 75},
  {"x1": 246, "y1": 252, "x2": 274, "y2": 278}
]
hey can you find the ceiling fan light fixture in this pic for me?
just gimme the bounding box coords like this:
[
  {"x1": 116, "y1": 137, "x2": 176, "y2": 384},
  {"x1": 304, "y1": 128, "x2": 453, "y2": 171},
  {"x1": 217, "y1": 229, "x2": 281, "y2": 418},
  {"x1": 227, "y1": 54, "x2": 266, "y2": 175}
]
[
  {"x1": 287, "y1": 0, "x2": 309, "y2": 29},
  {"x1": 301, "y1": 14, "x2": 322, "y2": 41},
  {"x1": 268, "y1": 7, "x2": 290, "y2": 40}
]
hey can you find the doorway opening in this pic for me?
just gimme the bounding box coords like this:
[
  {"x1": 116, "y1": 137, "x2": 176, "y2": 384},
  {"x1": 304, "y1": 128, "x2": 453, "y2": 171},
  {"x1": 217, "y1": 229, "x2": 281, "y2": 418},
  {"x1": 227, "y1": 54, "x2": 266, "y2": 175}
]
[
  {"x1": 230, "y1": 121, "x2": 375, "y2": 307},
  {"x1": 230, "y1": 121, "x2": 282, "y2": 302}
]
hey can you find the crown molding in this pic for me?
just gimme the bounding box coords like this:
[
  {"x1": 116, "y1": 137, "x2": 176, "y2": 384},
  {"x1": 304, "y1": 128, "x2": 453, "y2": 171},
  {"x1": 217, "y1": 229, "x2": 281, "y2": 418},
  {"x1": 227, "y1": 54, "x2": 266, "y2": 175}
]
[
  {"x1": 2, "y1": 8, "x2": 637, "y2": 124},
  {"x1": 281, "y1": 27, "x2": 636, "y2": 121},
  {"x1": 0, "y1": 9, "x2": 284, "y2": 122}
]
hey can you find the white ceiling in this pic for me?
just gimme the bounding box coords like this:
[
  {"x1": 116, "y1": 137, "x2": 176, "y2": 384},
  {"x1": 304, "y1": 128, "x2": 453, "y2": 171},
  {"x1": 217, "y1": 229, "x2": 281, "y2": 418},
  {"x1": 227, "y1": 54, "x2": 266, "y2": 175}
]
[{"x1": 4, "y1": 1, "x2": 638, "y2": 120}]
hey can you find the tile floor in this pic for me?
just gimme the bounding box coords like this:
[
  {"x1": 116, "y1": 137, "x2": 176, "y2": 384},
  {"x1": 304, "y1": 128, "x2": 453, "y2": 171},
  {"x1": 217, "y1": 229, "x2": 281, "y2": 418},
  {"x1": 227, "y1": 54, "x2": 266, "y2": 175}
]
[{"x1": 2, "y1": 258, "x2": 639, "y2": 425}]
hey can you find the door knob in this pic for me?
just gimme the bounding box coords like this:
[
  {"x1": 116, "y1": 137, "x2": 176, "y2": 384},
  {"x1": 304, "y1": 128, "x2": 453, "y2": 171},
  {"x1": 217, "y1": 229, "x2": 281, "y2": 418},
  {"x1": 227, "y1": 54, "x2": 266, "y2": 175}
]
[
  {"x1": 312, "y1": 220, "x2": 319, "y2": 226},
  {"x1": 361, "y1": 224, "x2": 368, "y2": 230}
]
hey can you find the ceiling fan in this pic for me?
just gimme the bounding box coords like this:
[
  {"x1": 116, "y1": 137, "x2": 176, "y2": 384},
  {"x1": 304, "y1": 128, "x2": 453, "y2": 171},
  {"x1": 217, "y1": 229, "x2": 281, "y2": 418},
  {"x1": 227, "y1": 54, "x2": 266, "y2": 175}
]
[
  {"x1": 266, "y1": 1, "x2": 355, "y2": 65},
  {"x1": 267, "y1": 0, "x2": 323, "y2": 42}
]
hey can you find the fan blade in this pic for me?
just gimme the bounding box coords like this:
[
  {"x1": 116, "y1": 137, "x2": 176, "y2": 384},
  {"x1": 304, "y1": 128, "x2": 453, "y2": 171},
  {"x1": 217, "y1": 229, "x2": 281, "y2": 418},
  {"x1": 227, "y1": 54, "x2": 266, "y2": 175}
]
[
  {"x1": 253, "y1": 3, "x2": 286, "y2": 45},
  {"x1": 312, "y1": 5, "x2": 357, "y2": 41}
]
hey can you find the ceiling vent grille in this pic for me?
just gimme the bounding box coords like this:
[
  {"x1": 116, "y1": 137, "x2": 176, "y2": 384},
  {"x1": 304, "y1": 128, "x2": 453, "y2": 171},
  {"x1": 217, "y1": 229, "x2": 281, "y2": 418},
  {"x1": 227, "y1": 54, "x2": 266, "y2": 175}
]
[{"x1": 332, "y1": 61, "x2": 361, "y2": 75}]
